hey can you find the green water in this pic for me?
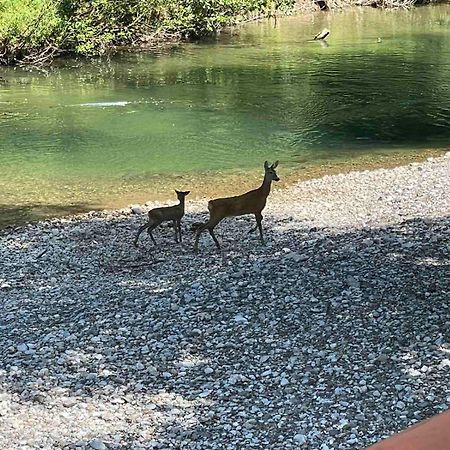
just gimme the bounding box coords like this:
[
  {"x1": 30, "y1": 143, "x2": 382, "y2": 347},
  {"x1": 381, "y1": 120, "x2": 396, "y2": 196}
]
[{"x1": 0, "y1": 6, "x2": 449, "y2": 227}]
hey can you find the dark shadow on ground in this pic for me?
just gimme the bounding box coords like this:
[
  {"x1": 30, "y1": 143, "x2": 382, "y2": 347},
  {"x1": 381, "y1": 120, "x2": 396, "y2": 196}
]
[
  {"x1": 0, "y1": 213, "x2": 449, "y2": 448},
  {"x1": 0, "y1": 203, "x2": 102, "y2": 230}
]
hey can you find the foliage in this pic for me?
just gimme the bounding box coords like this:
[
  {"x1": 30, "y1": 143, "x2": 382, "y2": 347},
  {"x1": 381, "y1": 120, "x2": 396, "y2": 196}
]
[
  {"x1": 0, "y1": 0, "x2": 434, "y2": 65},
  {"x1": 60, "y1": 0, "x2": 164, "y2": 55},
  {"x1": 0, "y1": 0, "x2": 297, "y2": 63},
  {"x1": 0, "y1": 0, "x2": 63, "y2": 64},
  {"x1": 160, "y1": 0, "x2": 280, "y2": 36}
]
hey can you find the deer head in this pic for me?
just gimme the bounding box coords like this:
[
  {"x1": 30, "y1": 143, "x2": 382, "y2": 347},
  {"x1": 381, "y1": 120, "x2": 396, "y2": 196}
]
[
  {"x1": 264, "y1": 160, "x2": 280, "y2": 182},
  {"x1": 175, "y1": 190, "x2": 190, "y2": 201}
]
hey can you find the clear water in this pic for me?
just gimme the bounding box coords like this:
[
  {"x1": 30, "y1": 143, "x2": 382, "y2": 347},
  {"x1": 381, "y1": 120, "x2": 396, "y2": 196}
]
[{"x1": 0, "y1": 6, "x2": 449, "y2": 227}]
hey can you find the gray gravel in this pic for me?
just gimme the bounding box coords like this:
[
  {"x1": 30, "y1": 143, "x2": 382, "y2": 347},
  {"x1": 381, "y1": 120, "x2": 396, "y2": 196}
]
[{"x1": 1, "y1": 154, "x2": 449, "y2": 450}]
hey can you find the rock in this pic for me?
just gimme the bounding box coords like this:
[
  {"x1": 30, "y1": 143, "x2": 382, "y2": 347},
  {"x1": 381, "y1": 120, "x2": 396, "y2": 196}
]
[
  {"x1": 346, "y1": 276, "x2": 360, "y2": 289},
  {"x1": 376, "y1": 354, "x2": 389, "y2": 363},
  {"x1": 62, "y1": 397, "x2": 77, "y2": 408},
  {"x1": 16, "y1": 343, "x2": 29, "y2": 352},
  {"x1": 284, "y1": 252, "x2": 308, "y2": 262},
  {"x1": 234, "y1": 314, "x2": 249, "y2": 324},
  {"x1": 294, "y1": 433, "x2": 307, "y2": 444},
  {"x1": 89, "y1": 439, "x2": 107, "y2": 450}
]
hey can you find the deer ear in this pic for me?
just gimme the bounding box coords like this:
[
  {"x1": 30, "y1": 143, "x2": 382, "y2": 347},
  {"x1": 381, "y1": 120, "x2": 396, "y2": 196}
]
[
  {"x1": 175, "y1": 189, "x2": 180, "y2": 194},
  {"x1": 264, "y1": 161, "x2": 269, "y2": 170},
  {"x1": 272, "y1": 160, "x2": 279, "y2": 169}
]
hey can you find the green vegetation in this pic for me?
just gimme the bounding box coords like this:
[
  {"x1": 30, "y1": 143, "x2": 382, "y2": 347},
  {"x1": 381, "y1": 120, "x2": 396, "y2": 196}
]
[
  {"x1": 0, "y1": 0, "x2": 442, "y2": 65},
  {"x1": 0, "y1": 0, "x2": 296, "y2": 64},
  {"x1": 0, "y1": 0, "x2": 63, "y2": 64}
]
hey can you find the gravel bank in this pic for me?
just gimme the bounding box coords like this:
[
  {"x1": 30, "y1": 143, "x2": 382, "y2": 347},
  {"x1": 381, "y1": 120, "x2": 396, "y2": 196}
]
[{"x1": 1, "y1": 154, "x2": 449, "y2": 450}]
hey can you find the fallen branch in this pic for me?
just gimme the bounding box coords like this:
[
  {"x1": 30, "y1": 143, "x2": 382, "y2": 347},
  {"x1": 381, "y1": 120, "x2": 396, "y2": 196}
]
[
  {"x1": 36, "y1": 248, "x2": 48, "y2": 259},
  {"x1": 103, "y1": 259, "x2": 164, "y2": 273}
]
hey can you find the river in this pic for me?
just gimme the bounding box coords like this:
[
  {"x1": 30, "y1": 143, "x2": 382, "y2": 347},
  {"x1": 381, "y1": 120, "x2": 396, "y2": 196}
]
[{"x1": 0, "y1": 5, "x2": 449, "y2": 227}]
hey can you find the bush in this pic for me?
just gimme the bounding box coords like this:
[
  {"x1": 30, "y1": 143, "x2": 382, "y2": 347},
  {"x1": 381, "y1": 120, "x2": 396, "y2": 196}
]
[
  {"x1": 0, "y1": 0, "x2": 62, "y2": 63},
  {"x1": 60, "y1": 0, "x2": 164, "y2": 55},
  {"x1": 160, "y1": 0, "x2": 273, "y2": 36},
  {"x1": 0, "y1": 0, "x2": 296, "y2": 64}
]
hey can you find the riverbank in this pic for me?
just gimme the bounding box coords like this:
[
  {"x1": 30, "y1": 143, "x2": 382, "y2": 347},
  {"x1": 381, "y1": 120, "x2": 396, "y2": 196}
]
[
  {"x1": 0, "y1": 149, "x2": 445, "y2": 230},
  {"x1": 1, "y1": 153, "x2": 449, "y2": 449}
]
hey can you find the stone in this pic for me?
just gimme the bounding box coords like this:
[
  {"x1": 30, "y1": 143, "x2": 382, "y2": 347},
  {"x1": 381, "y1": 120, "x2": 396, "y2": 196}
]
[
  {"x1": 89, "y1": 439, "x2": 107, "y2": 450},
  {"x1": 294, "y1": 433, "x2": 307, "y2": 444}
]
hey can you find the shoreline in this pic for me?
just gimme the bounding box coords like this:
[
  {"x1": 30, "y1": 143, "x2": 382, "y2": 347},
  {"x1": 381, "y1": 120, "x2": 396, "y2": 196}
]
[
  {"x1": 1, "y1": 152, "x2": 449, "y2": 449},
  {"x1": 1, "y1": 148, "x2": 446, "y2": 232}
]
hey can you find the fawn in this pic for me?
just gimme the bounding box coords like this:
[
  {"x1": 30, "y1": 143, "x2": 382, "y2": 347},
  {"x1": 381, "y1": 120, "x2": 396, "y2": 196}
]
[
  {"x1": 194, "y1": 161, "x2": 279, "y2": 252},
  {"x1": 134, "y1": 190, "x2": 190, "y2": 247}
]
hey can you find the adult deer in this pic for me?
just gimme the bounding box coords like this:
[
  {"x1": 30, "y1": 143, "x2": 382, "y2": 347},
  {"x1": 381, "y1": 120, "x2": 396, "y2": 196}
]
[
  {"x1": 194, "y1": 161, "x2": 279, "y2": 252},
  {"x1": 134, "y1": 190, "x2": 190, "y2": 247}
]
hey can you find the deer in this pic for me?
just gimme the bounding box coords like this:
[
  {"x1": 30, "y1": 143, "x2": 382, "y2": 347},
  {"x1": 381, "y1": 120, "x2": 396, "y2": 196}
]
[
  {"x1": 194, "y1": 161, "x2": 279, "y2": 252},
  {"x1": 134, "y1": 190, "x2": 190, "y2": 247}
]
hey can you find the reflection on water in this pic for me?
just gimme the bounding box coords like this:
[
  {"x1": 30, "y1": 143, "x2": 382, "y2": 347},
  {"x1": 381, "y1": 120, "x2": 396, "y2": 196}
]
[{"x1": 0, "y1": 5, "x2": 449, "y2": 227}]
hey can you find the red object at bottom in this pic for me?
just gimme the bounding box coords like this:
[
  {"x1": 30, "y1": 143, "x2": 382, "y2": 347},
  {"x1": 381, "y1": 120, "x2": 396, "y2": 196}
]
[{"x1": 366, "y1": 410, "x2": 450, "y2": 450}]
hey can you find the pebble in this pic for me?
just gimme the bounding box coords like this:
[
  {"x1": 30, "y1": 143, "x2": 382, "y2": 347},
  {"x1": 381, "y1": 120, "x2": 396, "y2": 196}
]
[
  {"x1": 89, "y1": 439, "x2": 107, "y2": 450},
  {"x1": 16, "y1": 343, "x2": 28, "y2": 353},
  {"x1": 0, "y1": 154, "x2": 449, "y2": 450},
  {"x1": 294, "y1": 433, "x2": 307, "y2": 444}
]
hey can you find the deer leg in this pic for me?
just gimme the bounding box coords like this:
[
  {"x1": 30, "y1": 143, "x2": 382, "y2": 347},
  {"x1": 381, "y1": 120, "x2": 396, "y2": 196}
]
[
  {"x1": 148, "y1": 232, "x2": 156, "y2": 245},
  {"x1": 194, "y1": 223, "x2": 207, "y2": 253},
  {"x1": 134, "y1": 222, "x2": 150, "y2": 247},
  {"x1": 194, "y1": 218, "x2": 221, "y2": 252},
  {"x1": 248, "y1": 213, "x2": 264, "y2": 234},
  {"x1": 206, "y1": 216, "x2": 222, "y2": 250},
  {"x1": 248, "y1": 221, "x2": 257, "y2": 234},
  {"x1": 177, "y1": 219, "x2": 182, "y2": 243},
  {"x1": 172, "y1": 220, "x2": 179, "y2": 243},
  {"x1": 208, "y1": 226, "x2": 221, "y2": 250},
  {"x1": 255, "y1": 212, "x2": 264, "y2": 245},
  {"x1": 146, "y1": 223, "x2": 159, "y2": 245}
]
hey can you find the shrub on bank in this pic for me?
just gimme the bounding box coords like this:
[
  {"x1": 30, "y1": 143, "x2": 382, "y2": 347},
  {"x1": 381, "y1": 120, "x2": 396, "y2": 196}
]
[
  {"x1": 0, "y1": 0, "x2": 63, "y2": 63},
  {"x1": 0, "y1": 0, "x2": 439, "y2": 65},
  {"x1": 0, "y1": 0, "x2": 298, "y2": 64}
]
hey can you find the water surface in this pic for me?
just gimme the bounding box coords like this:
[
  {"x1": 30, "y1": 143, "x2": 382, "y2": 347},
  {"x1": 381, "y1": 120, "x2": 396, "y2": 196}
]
[{"x1": 0, "y1": 5, "x2": 449, "y2": 227}]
